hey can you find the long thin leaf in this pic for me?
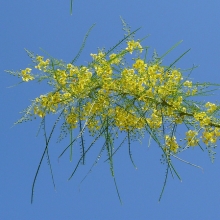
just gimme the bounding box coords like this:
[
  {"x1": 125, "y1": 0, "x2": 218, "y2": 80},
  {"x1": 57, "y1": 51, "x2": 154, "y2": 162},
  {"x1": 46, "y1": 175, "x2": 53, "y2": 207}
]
[
  {"x1": 31, "y1": 111, "x2": 63, "y2": 203},
  {"x1": 128, "y1": 130, "x2": 137, "y2": 169},
  {"x1": 43, "y1": 118, "x2": 56, "y2": 190},
  {"x1": 71, "y1": 24, "x2": 96, "y2": 64},
  {"x1": 70, "y1": 0, "x2": 74, "y2": 15},
  {"x1": 159, "y1": 164, "x2": 169, "y2": 202},
  {"x1": 160, "y1": 40, "x2": 183, "y2": 60}
]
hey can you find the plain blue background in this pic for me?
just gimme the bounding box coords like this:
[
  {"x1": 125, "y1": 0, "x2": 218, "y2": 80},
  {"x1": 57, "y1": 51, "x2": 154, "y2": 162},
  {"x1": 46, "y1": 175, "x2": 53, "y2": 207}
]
[{"x1": 1, "y1": 1, "x2": 220, "y2": 219}]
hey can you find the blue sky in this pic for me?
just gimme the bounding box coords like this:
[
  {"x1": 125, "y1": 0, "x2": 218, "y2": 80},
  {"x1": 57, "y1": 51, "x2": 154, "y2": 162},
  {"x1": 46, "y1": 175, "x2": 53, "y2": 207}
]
[{"x1": 1, "y1": 1, "x2": 220, "y2": 219}]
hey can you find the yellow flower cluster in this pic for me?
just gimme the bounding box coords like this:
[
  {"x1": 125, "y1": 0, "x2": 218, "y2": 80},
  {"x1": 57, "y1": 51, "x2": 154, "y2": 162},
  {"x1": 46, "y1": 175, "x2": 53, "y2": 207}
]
[
  {"x1": 11, "y1": 39, "x2": 220, "y2": 161},
  {"x1": 21, "y1": 68, "x2": 34, "y2": 82},
  {"x1": 205, "y1": 102, "x2": 217, "y2": 113},
  {"x1": 146, "y1": 110, "x2": 162, "y2": 129},
  {"x1": 186, "y1": 130, "x2": 199, "y2": 146},
  {"x1": 183, "y1": 80, "x2": 192, "y2": 88},
  {"x1": 35, "y1": 56, "x2": 50, "y2": 70},
  {"x1": 202, "y1": 127, "x2": 220, "y2": 145},
  {"x1": 114, "y1": 106, "x2": 145, "y2": 131},
  {"x1": 165, "y1": 135, "x2": 179, "y2": 153},
  {"x1": 8, "y1": 26, "x2": 220, "y2": 204},
  {"x1": 194, "y1": 112, "x2": 211, "y2": 127},
  {"x1": 66, "y1": 107, "x2": 78, "y2": 129},
  {"x1": 109, "y1": 53, "x2": 121, "y2": 65},
  {"x1": 34, "y1": 92, "x2": 59, "y2": 116},
  {"x1": 125, "y1": 40, "x2": 143, "y2": 54},
  {"x1": 133, "y1": 59, "x2": 147, "y2": 72}
]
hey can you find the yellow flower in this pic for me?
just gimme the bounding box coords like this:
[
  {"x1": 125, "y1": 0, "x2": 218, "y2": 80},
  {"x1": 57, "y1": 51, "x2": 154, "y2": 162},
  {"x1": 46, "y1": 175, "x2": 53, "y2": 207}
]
[
  {"x1": 186, "y1": 130, "x2": 199, "y2": 146},
  {"x1": 202, "y1": 129, "x2": 217, "y2": 144},
  {"x1": 35, "y1": 57, "x2": 50, "y2": 70},
  {"x1": 67, "y1": 63, "x2": 73, "y2": 69},
  {"x1": 33, "y1": 106, "x2": 45, "y2": 117},
  {"x1": 194, "y1": 112, "x2": 210, "y2": 127},
  {"x1": 90, "y1": 50, "x2": 105, "y2": 61},
  {"x1": 146, "y1": 111, "x2": 162, "y2": 129},
  {"x1": 165, "y1": 135, "x2": 179, "y2": 153},
  {"x1": 109, "y1": 53, "x2": 121, "y2": 65},
  {"x1": 126, "y1": 40, "x2": 143, "y2": 54},
  {"x1": 205, "y1": 102, "x2": 217, "y2": 113},
  {"x1": 214, "y1": 128, "x2": 220, "y2": 137},
  {"x1": 191, "y1": 89, "x2": 197, "y2": 95},
  {"x1": 133, "y1": 59, "x2": 147, "y2": 70},
  {"x1": 36, "y1": 56, "x2": 43, "y2": 62},
  {"x1": 183, "y1": 80, "x2": 192, "y2": 88},
  {"x1": 22, "y1": 74, "x2": 34, "y2": 82},
  {"x1": 21, "y1": 68, "x2": 34, "y2": 82},
  {"x1": 66, "y1": 109, "x2": 78, "y2": 129}
]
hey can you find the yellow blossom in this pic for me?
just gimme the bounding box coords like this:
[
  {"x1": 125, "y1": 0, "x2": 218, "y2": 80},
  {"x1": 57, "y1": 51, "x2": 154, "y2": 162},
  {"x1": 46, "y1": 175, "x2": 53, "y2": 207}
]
[
  {"x1": 109, "y1": 53, "x2": 121, "y2": 65},
  {"x1": 194, "y1": 112, "x2": 210, "y2": 127},
  {"x1": 133, "y1": 59, "x2": 147, "y2": 70},
  {"x1": 186, "y1": 130, "x2": 199, "y2": 146},
  {"x1": 35, "y1": 56, "x2": 50, "y2": 70},
  {"x1": 21, "y1": 68, "x2": 34, "y2": 82},
  {"x1": 165, "y1": 135, "x2": 179, "y2": 153},
  {"x1": 183, "y1": 80, "x2": 192, "y2": 87},
  {"x1": 126, "y1": 40, "x2": 143, "y2": 54},
  {"x1": 205, "y1": 102, "x2": 217, "y2": 113}
]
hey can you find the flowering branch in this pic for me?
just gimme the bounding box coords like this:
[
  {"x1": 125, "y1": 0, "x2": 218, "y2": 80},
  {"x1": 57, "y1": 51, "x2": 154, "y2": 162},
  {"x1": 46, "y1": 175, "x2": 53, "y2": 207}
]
[{"x1": 7, "y1": 24, "x2": 220, "y2": 203}]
